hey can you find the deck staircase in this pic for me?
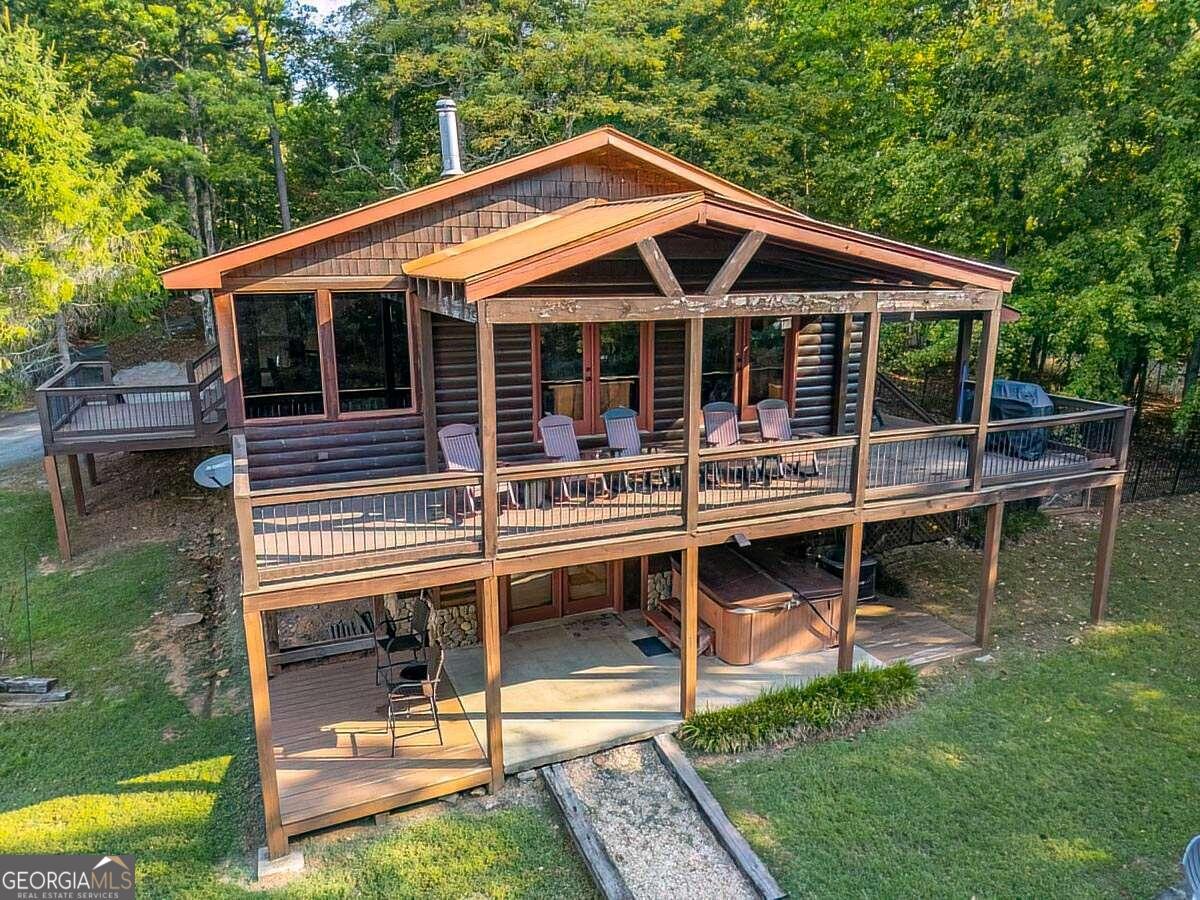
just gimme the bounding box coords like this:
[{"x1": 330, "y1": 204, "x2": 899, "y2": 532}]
[{"x1": 644, "y1": 595, "x2": 715, "y2": 657}]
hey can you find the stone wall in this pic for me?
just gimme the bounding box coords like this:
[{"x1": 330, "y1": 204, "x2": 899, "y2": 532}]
[{"x1": 645, "y1": 571, "x2": 672, "y2": 610}]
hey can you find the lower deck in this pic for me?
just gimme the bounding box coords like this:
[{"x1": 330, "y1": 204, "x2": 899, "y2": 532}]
[
  {"x1": 263, "y1": 598, "x2": 975, "y2": 840},
  {"x1": 268, "y1": 652, "x2": 490, "y2": 836}
]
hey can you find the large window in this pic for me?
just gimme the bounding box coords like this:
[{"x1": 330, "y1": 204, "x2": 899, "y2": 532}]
[
  {"x1": 700, "y1": 317, "x2": 794, "y2": 416},
  {"x1": 536, "y1": 322, "x2": 647, "y2": 433},
  {"x1": 332, "y1": 292, "x2": 414, "y2": 413},
  {"x1": 746, "y1": 317, "x2": 789, "y2": 407},
  {"x1": 539, "y1": 323, "x2": 585, "y2": 424},
  {"x1": 235, "y1": 292, "x2": 323, "y2": 419},
  {"x1": 701, "y1": 318, "x2": 736, "y2": 405}
]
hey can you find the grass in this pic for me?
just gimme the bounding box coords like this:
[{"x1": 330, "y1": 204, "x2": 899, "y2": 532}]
[
  {"x1": 0, "y1": 487, "x2": 592, "y2": 899},
  {"x1": 699, "y1": 496, "x2": 1200, "y2": 898},
  {"x1": 679, "y1": 664, "x2": 918, "y2": 754}
]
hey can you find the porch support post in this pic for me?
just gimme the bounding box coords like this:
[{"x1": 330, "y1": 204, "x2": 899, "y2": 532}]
[
  {"x1": 315, "y1": 288, "x2": 339, "y2": 418},
  {"x1": 1090, "y1": 483, "x2": 1122, "y2": 623},
  {"x1": 837, "y1": 521, "x2": 864, "y2": 672},
  {"x1": 244, "y1": 604, "x2": 287, "y2": 859},
  {"x1": 419, "y1": 308, "x2": 439, "y2": 473},
  {"x1": 831, "y1": 313, "x2": 853, "y2": 435},
  {"x1": 476, "y1": 311, "x2": 499, "y2": 557},
  {"x1": 85, "y1": 453, "x2": 99, "y2": 485},
  {"x1": 951, "y1": 314, "x2": 974, "y2": 423},
  {"x1": 67, "y1": 453, "x2": 86, "y2": 516},
  {"x1": 967, "y1": 306, "x2": 1001, "y2": 490},
  {"x1": 43, "y1": 455, "x2": 71, "y2": 560},
  {"x1": 680, "y1": 545, "x2": 699, "y2": 717},
  {"x1": 850, "y1": 311, "x2": 881, "y2": 506},
  {"x1": 213, "y1": 291, "x2": 245, "y2": 428},
  {"x1": 976, "y1": 501, "x2": 1004, "y2": 649},
  {"x1": 477, "y1": 575, "x2": 505, "y2": 791},
  {"x1": 681, "y1": 318, "x2": 702, "y2": 531}
]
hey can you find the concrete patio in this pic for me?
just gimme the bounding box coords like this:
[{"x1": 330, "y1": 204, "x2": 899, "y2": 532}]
[{"x1": 442, "y1": 610, "x2": 880, "y2": 772}]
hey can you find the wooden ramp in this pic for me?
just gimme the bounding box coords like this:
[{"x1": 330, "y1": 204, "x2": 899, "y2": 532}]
[{"x1": 269, "y1": 653, "x2": 491, "y2": 837}]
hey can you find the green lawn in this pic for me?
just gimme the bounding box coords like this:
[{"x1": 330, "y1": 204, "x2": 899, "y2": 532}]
[
  {"x1": 0, "y1": 487, "x2": 591, "y2": 899},
  {"x1": 700, "y1": 497, "x2": 1200, "y2": 898}
]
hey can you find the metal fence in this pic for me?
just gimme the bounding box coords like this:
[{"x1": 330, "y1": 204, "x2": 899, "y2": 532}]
[{"x1": 1123, "y1": 414, "x2": 1200, "y2": 501}]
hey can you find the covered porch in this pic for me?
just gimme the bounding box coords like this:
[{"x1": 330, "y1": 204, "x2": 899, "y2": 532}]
[{"x1": 441, "y1": 604, "x2": 968, "y2": 773}]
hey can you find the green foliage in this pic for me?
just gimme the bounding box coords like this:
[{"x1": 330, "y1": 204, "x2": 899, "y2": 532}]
[
  {"x1": 678, "y1": 662, "x2": 918, "y2": 754},
  {"x1": 0, "y1": 13, "x2": 166, "y2": 350},
  {"x1": 0, "y1": 487, "x2": 593, "y2": 898},
  {"x1": 7, "y1": 0, "x2": 1200, "y2": 400},
  {"x1": 962, "y1": 498, "x2": 1051, "y2": 547}
]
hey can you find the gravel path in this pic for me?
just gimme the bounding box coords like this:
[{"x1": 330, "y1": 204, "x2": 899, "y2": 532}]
[{"x1": 563, "y1": 742, "x2": 757, "y2": 900}]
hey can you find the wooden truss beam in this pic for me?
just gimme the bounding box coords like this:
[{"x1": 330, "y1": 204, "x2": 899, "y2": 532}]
[
  {"x1": 705, "y1": 230, "x2": 766, "y2": 296},
  {"x1": 483, "y1": 288, "x2": 1001, "y2": 325},
  {"x1": 636, "y1": 237, "x2": 683, "y2": 297}
]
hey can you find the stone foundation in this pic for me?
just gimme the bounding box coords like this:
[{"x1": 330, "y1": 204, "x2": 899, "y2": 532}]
[{"x1": 645, "y1": 571, "x2": 672, "y2": 610}]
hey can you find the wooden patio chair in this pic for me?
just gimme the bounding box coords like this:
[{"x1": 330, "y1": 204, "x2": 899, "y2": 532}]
[
  {"x1": 385, "y1": 651, "x2": 445, "y2": 755},
  {"x1": 358, "y1": 593, "x2": 431, "y2": 686},
  {"x1": 600, "y1": 406, "x2": 670, "y2": 492},
  {"x1": 538, "y1": 413, "x2": 609, "y2": 500},
  {"x1": 701, "y1": 401, "x2": 756, "y2": 487},
  {"x1": 756, "y1": 398, "x2": 820, "y2": 480},
  {"x1": 438, "y1": 422, "x2": 518, "y2": 519}
]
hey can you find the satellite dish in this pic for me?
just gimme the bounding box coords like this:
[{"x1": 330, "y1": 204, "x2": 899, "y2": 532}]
[{"x1": 194, "y1": 453, "x2": 233, "y2": 489}]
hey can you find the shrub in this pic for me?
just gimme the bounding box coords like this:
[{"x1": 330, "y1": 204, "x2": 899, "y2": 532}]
[{"x1": 677, "y1": 662, "x2": 918, "y2": 754}]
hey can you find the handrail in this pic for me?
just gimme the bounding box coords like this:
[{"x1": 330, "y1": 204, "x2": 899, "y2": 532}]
[
  {"x1": 248, "y1": 470, "x2": 482, "y2": 505},
  {"x1": 985, "y1": 407, "x2": 1127, "y2": 431},
  {"x1": 869, "y1": 423, "x2": 976, "y2": 444},
  {"x1": 499, "y1": 451, "x2": 688, "y2": 480},
  {"x1": 699, "y1": 434, "x2": 857, "y2": 462}
]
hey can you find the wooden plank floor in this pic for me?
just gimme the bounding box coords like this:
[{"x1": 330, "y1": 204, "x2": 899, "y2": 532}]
[
  {"x1": 855, "y1": 598, "x2": 978, "y2": 670},
  {"x1": 269, "y1": 653, "x2": 490, "y2": 835}
]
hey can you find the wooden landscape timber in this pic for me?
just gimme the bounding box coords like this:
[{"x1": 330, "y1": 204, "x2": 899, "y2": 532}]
[{"x1": 153, "y1": 126, "x2": 1131, "y2": 859}]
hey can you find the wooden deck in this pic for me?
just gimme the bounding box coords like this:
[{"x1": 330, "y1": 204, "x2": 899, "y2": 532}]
[
  {"x1": 249, "y1": 438, "x2": 1101, "y2": 576},
  {"x1": 268, "y1": 653, "x2": 490, "y2": 836}
]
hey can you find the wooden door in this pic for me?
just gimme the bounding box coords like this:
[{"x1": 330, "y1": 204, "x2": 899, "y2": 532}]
[
  {"x1": 562, "y1": 562, "x2": 616, "y2": 617},
  {"x1": 503, "y1": 570, "x2": 559, "y2": 628}
]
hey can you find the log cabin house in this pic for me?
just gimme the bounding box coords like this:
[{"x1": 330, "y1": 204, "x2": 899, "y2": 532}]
[{"x1": 159, "y1": 112, "x2": 1133, "y2": 860}]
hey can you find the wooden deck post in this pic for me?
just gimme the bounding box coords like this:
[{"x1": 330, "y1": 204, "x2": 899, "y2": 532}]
[
  {"x1": 476, "y1": 313, "x2": 499, "y2": 558},
  {"x1": 477, "y1": 575, "x2": 505, "y2": 791},
  {"x1": 679, "y1": 545, "x2": 699, "y2": 717},
  {"x1": 419, "y1": 308, "x2": 439, "y2": 473},
  {"x1": 43, "y1": 455, "x2": 71, "y2": 560},
  {"x1": 681, "y1": 318, "x2": 702, "y2": 532},
  {"x1": 850, "y1": 311, "x2": 881, "y2": 507},
  {"x1": 951, "y1": 314, "x2": 974, "y2": 422},
  {"x1": 243, "y1": 604, "x2": 287, "y2": 859},
  {"x1": 212, "y1": 291, "x2": 245, "y2": 429},
  {"x1": 831, "y1": 313, "x2": 853, "y2": 434},
  {"x1": 67, "y1": 454, "x2": 86, "y2": 517},
  {"x1": 1090, "y1": 483, "x2": 1122, "y2": 623},
  {"x1": 967, "y1": 305, "x2": 1001, "y2": 490},
  {"x1": 837, "y1": 521, "x2": 864, "y2": 672},
  {"x1": 976, "y1": 501, "x2": 1004, "y2": 649},
  {"x1": 84, "y1": 453, "x2": 99, "y2": 486}
]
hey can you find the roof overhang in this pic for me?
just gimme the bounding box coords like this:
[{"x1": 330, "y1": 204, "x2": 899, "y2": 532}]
[
  {"x1": 405, "y1": 194, "x2": 1019, "y2": 301},
  {"x1": 159, "y1": 127, "x2": 796, "y2": 291}
]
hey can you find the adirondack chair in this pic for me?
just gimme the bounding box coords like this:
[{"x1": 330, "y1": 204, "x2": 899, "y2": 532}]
[
  {"x1": 600, "y1": 407, "x2": 670, "y2": 492},
  {"x1": 702, "y1": 401, "x2": 756, "y2": 487},
  {"x1": 437, "y1": 423, "x2": 518, "y2": 520},
  {"x1": 538, "y1": 413, "x2": 609, "y2": 500},
  {"x1": 756, "y1": 398, "x2": 820, "y2": 480},
  {"x1": 1185, "y1": 834, "x2": 1200, "y2": 900}
]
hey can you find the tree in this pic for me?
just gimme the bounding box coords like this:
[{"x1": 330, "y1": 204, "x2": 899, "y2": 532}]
[{"x1": 0, "y1": 12, "x2": 165, "y2": 364}]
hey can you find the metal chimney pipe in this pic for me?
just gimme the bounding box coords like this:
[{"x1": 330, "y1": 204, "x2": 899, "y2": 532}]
[{"x1": 436, "y1": 98, "x2": 464, "y2": 177}]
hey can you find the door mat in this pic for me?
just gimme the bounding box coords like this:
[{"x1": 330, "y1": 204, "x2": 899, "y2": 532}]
[{"x1": 632, "y1": 636, "x2": 672, "y2": 657}]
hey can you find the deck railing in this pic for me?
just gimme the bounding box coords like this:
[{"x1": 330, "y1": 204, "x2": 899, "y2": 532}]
[
  {"x1": 35, "y1": 349, "x2": 226, "y2": 450},
  {"x1": 696, "y1": 436, "x2": 856, "y2": 522},
  {"x1": 241, "y1": 467, "x2": 484, "y2": 585},
  {"x1": 496, "y1": 452, "x2": 687, "y2": 550},
  {"x1": 232, "y1": 396, "x2": 1131, "y2": 588},
  {"x1": 865, "y1": 424, "x2": 977, "y2": 498}
]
